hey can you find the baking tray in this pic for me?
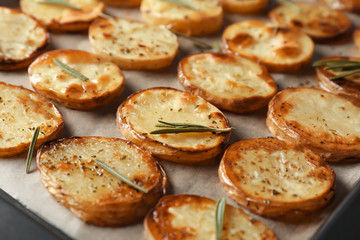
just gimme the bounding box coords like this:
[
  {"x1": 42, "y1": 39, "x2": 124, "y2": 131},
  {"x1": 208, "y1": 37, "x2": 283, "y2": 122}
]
[{"x1": 1, "y1": 1, "x2": 360, "y2": 239}]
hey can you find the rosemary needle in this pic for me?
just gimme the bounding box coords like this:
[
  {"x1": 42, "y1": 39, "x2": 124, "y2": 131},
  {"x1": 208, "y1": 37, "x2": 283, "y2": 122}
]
[
  {"x1": 150, "y1": 120, "x2": 233, "y2": 134},
  {"x1": 26, "y1": 126, "x2": 40, "y2": 174},
  {"x1": 53, "y1": 58, "x2": 89, "y2": 81},
  {"x1": 215, "y1": 198, "x2": 226, "y2": 240},
  {"x1": 313, "y1": 59, "x2": 360, "y2": 80},
  {"x1": 94, "y1": 159, "x2": 148, "y2": 193},
  {"x1": 160, "y1": 0, "x2": 200, "y2": 10}
]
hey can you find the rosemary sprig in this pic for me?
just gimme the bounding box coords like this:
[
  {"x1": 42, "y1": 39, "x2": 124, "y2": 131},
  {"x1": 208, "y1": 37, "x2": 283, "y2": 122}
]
[
  {"x1": 26, "y1": 126, "x2": 40, "y2": 174},
  {"x1": 171, "y1": 30, "x2": 213, "y2": 51},
  {"x1": 313, "y1": 59, "x2": 360, "y2": 80},
  {"x1": 160, "y1": 0, "x2": 200, "y2": 10},
  {"x1": 94, "y1": 159, "x2": 148, "y2": 193},
  {"x1": 150, "y1": 120, "x2": 233, "y2": 134},
  {"x1": 53, "y1": 58, "x2": 89, "y2": 81},
  {"x1": 215, "y1": 198, "x2": 226, "y2": 240},
  {"x1": 38, "y1": 0, "x2": 113, "y2": 18},
  {"x1": 276, "y1": 0, "x2": 301, "y2": 13}
]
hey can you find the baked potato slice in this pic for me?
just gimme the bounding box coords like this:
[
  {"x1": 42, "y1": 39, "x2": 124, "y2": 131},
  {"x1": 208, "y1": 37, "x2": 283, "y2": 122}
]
[
  {"x1": 178, "y1": 52, "x2": 277, "y2": 113},
  {"x1": 144, "y1": 194, "x2": 278, "y2": 240},
  {"x1": 140, "y1": 0, "x2": 223, "y2": 36},
  {"x1": 100, "y1": 0, "x2": 141, "y2": 7},
  {"x1": 28, "y1": 49, "x2": 125, "y2": 110},
  {"x1": 37, "y1": 136, "x2": 168, "y2": 226},
  {"x1": 315, "y1": 56, "x2": 360, "y2": 102},
  {"x1": 266, "y1": 87, "x2": 360, "y2": 162},
  {"x1": 223, "y1": 0, "x2": 269, "y2": 14},
  {"x1": 0, "y1": 7, "x2": 48, "y2": 71},
  {"x1": 116, "y1": 87, "x2": 232, "y2": 164},
  {"x1": 269, "y1": 2, "x2": 352, "y2": 42},
  {"x1": 20, "y1": 0, "x2": 104, "y2": 32},
  {"x1": 89, "y1": 17, "x2": 178, "y2": 70},
  {"x1": 0, "y1": 82, "x2": 63, "y2": 157},
  {"x1": 219, "y1": 138, "x2": 335, "y2": 221},
  {"x1": 222, "y1": 20, "x2": 314, "y2": 73}
]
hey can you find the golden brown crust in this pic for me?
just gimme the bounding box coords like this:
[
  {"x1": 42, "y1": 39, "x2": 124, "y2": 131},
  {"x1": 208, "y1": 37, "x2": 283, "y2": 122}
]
[
  {"x1": 269, "y1": 2, "x2": 352, "y2": 42},
  {"x1": 177, "y1": 52, "x2": 277, "y2": 113},
  {"x1": 222, "y1": 20, "x2": 314, "y2": 73},
  {"x1": 100, "y1": 0, "x2": 142, "y2": 7},
  {"x1": 140, "y1": 0, "x2": 223, "y2": 36},
  {"x1": 223, "y1": 0, "x2": 269, "y2": 14},
  {"x1": 0, "y1": 82, "x2": 63, "y2": 157},
  {"x1": 266, "y1": 87, "x2": 360, "y2": 162},
  {"x1": 144, "y1": 194, "x2": 278, "y2": 240},
  {"x1": 316, "y1": 56, "x2": 360, "y2": 102},
  {"x1": 219, "y1": 138, "x2": 335, "y2": 221},
  {"x1": 28, "y1": 49, "x2": 125, "y2": 110},
  {"x1": 0, "y1": 7, "x2": 49, "y2": 71},
  {"x1": 116, "y1": 87, "x2": 231, "y2": 164},
  {"x1": 355, "y1": 28, "x2": 360, "y2": 50},
  {"x1": 20, "y1": 0, "x2": 104, "y2": 32},
  {"x1": 37, "y1": 136, "x2": 168, "y2": 226}
]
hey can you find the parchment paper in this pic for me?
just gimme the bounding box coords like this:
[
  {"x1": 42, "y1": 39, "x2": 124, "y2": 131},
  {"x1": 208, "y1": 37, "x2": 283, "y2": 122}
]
[{"x1": 1, "y1": 1, "x2": 360, "y2": 239}]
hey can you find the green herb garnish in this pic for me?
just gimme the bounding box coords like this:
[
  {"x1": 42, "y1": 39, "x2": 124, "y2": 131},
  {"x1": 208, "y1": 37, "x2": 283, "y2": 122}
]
[
  {"x1": 276, "y1": 0, "x2": 301, "y2": 13},
  {"x1": 171, "y1": 30, "x2": 213, "y2": 51},
  {"x1": 94, "y1": 159, "x2": 148, "y2": 193},
  {"x1": 160, "y1": 0, "x2": 200, "y2": 10},
  {"x1": 38, "y1": 0, "x2": 113, "y2": 18},
  {"x1": 313, "y1": 59, "x2": 360, "y2": 80},
  {"x1": 53, "y1": 58, "x2": 89, "y2": 81},
  {"x1": 215, "y1": 198, "x2": 226, "y2": 240},
  {"x1": 26, "y1": 126, "x2": 40, "y2": 174},
  {"x1": 212, "y1": 41, "x2": 222, "y2": 52},
  {"x1": 150, "y1": 120, "x2": 233, "y2": 134}
]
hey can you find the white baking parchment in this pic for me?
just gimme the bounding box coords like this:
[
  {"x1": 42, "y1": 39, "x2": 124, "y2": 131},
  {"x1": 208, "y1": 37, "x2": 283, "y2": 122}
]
[{"x1": 1, "y1": 1, "x2": 360, "y2": 239}]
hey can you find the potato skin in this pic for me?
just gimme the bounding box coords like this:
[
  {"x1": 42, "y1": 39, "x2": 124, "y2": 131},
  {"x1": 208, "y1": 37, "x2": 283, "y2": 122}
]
[
  {"x1": 144, "y1": 194, "x2": 278, "y2": 240},
  {"x1": 0, "y1": 7, "x2": 49, "y2": 71},
  {"x1": 355, "y1": 28, "x2": 360, "y2": 51},
  {"x1": 116, "y1": 87, "x2": 232, "y2": 165},
  {"x1": 219, "y1": 138, "x2": 336, "y2": 221},
  {"x1": 100, "y1": 0, "x2": 141, "y2": 7},
  {"x1": 29, "y1": 49, "x2": 125, "y2": 110},
  {"x1": 223, "y1": 0, "x2": 269, "y2": 14},
  {"x1": 222, "y1": 20, "x2": 314, "y2": 73},
  {"x1": 178, "y1": 52, "x2": 277, "y2": 113},
  {"x1": 267, "y1": 87, "x2": 360, "y2": 162},
  {"x1": 140, "y1": 0, "x2": 223, "y2": 36},
  {"x1": 269, "y1": 2, "x2": 352, "y2": 42},
  {"x1": 37, "y1": 136, "x2": 169, "y2": 226},
  {"x1": 315, "y1": 56, "x2": 360, "y2": 103},
  {"x1": 0, "y1": 82, "x2": 63, "y2": 157}
]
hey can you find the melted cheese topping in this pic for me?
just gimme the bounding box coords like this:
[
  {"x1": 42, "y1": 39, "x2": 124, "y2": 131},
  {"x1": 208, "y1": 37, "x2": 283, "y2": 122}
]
[
  {"x1": 283, "y1": 89, "x2": 360, "y2": 140},
  {"x1": 39, "y1": 137, "x2": 158, "y2": 201},
  {"x1": 169, "y1": 201, "x2": 271, "y2": 240},
  {"x1": 90, "y1": 18, "x2": 178, "y2": 61},
  {"x1": 0, "y1": 7, "x2": 47, "y2": 60},
  {"x1": 0, "y1": 84, "x2": 62, "y2": 148},
  {"x1": 29, "y1": 52, "x2": 124, "y2": 99},
  {"x1": 121, "y1": 89, "x2": 228, "y2": 148},
  {"x1": 231, "y1": 149, "x2": 329, "y2": 201},
  {"x1": 182, "y1": 53, "x2": 274, "y2": 98},
  {"x1": 20, "y1": 0, "x2": 103, "y2": 25},
  {"x1": 223, "y1": 21, "x2": 314, "y2": 64},
  {"x1": 271, "y1": 2, "x2": 350, "y2": 37},
  {"x1": 141, "y1": 0, "x2": 222, "y2": 19}
]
